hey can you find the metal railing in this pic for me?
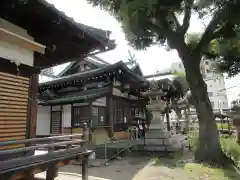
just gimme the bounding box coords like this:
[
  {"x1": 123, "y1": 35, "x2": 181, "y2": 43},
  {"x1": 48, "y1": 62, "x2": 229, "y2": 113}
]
[
  {"x1": 103, "y1": 128, "x2": 145, "y2": 165},
  {"x1": 0, "y1": 124, "x2": 90, "y2": 180},
  {"x1": 104, "y1": 133, "x2": 120, "y2": 165}
]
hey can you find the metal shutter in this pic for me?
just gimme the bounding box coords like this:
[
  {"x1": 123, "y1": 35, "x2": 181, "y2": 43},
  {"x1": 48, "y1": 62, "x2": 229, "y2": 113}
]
[{"x1": 51, "y1": 111, "x2": 62, "y2": 134}]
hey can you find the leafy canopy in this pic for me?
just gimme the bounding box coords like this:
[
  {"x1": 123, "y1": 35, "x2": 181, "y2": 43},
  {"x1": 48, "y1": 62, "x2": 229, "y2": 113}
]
[{"x1": 87, "y1": 0, "x2": 240, "y2": 75}]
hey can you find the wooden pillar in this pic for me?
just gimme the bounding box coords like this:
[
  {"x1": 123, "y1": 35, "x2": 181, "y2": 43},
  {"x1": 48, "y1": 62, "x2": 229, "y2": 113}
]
[
  {"x1": 82, "y1": 157, "x2": 89, "y2": 180},
  {"x1": 82, "y1": 123, "x2": 89, "y2": 180},
  {"x1": 29, "y1": 74, "x2": 39, "y2": 138},
  {"x1": 107, "y1": 95, "x2": 114, "y2": 134},
  {"x1": 88, "y1": 102, "x2": 92, "y2": 144},
  {"x1": 46, "y1": 164, "x2": 57, "y2": 180},
  {"x1": 46, "y1": 139, "x2": 57, "y2": 180}
]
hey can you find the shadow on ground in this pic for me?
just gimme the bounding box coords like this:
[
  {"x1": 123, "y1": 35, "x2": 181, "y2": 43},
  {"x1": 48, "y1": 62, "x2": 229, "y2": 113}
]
[
  {"x1": 152, "y1": 151, "x2": 194, "y2": 168},
  {"x1": 59, "y1": 156, "x2": 152, "y2": 180}
]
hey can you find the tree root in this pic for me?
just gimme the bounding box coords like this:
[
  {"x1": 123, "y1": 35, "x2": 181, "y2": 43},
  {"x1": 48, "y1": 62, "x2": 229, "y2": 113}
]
[{"x1": 194, "y1": 150, "x2": 236, "y2": 168}]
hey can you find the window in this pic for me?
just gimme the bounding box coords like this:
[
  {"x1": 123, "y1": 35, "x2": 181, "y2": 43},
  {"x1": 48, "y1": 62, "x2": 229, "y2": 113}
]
[
  {"x1": 92, "y1": 107, "x2": 98, "y2": 115},
  {"x1": 205, "y1": 61, "x2": 209, "y2": 65},
  {"x1": 72, "y1": 106, "x2": 89, "y2": 127},
  {"x1": 218, "y1": 101, "x2": 221, "y2": 109},
  {"x1": 92, "y1": 106, "x2": 106, "y2": 126},
  {"x1": 206, "y1": 69, "x2": 210, "y2": 73},
  {"x1": 208, "y1": 92, "x2": 213, "y2": 96},
  {"x1": 92, "y1": 107, "x2": 98, "y2": 126},
  {"x1": 113, "y1": 98, "x2": 131, "y2": 124},
  {"x1": 113, "y1": 99, "x2": 124, "y2": 123},
  {"x1": 210, "y1": 101, "x2": 214, "y2": 107}
]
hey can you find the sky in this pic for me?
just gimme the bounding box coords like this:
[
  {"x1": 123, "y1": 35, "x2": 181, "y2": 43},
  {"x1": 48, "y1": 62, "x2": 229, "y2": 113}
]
[{"x1": 44, "y1": 0, "x2": 240, "y2": 104}]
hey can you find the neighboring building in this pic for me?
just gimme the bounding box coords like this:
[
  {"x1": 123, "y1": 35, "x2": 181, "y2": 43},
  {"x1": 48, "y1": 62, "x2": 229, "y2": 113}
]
[
  {"x1": 170, "y1": 59, "x2": 229, "y2": 110},
  {"x1": 37, "y1": 60, "x2": 149, "y2": 145}
]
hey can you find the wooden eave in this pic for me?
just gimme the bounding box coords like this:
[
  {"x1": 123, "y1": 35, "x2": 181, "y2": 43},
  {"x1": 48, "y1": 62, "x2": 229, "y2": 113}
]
[
  {"x1": 56, "y1": 57, "x2": 107, "y2": 77},
  {"x1": 38, "y1": 61, "x2": 149, "y2": 91},
  {"x1": 0, "y1": 27, "x2": 45, "y2": 54},
  {"x1": 130, "y1": 64, "x2": 144, "y2": 77},
  {"x1": 0, "y1": 0, "x2": 115, "y2": 69}
]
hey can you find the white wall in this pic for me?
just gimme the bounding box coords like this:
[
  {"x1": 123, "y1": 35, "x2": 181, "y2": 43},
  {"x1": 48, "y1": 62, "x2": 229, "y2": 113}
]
[
  {"x1": 36, "y1": 106, "x2": 51, "y2": 135},
  {"x1": 0, "y1": 18, "x2": 34, "y2": 66},
  {"x1": 62, "y1": 104, "x2": 71, "y2": 128},
  {"x1": 170, "y1": 60, "x2": 229, "y2": 109},
  {"x1": 206, "y1": 75, "x2": 229, "y2": 109}
]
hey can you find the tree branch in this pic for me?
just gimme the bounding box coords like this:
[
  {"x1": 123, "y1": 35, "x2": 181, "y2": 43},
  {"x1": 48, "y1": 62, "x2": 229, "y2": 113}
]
[
  {"x1": 181, "y1": 0, "x2": 194, "y2": 34},
  {"x1": 195, "y1": 5, "x2": 228, "y2": 54},
  {"x1": 171, "y1": 12, "x2": 181, "y2": 32}
]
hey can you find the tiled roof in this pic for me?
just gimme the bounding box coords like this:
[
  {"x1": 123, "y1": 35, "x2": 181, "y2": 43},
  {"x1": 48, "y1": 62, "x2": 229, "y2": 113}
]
[{"x1": 39, "y1": 87, "x2": 110, "y2": 105}]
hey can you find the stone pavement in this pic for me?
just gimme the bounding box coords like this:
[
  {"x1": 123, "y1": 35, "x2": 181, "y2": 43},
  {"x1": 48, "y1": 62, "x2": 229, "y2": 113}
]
[{"x1": 35, "y1": 155, "x2": 194, "y2": 180}]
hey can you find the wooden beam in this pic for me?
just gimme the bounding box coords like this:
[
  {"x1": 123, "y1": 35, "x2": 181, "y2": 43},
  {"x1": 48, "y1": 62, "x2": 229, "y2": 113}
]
[
  {"x1": 0, "y1": 57, "x2": 40, "y2": 77},
  {"x1": 107, "y1": 95, "x2": 114, "y2": 133},
  {"x1": 28, "y1": 74, "x2": 39, "y2": 139},
  {"x1": 0, "y1": 28, "x2": 46, "y2": 54}
]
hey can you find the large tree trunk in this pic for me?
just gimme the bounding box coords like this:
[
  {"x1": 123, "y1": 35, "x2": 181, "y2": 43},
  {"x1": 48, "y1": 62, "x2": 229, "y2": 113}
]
[{"x1": 183, "y1": 57, "x2": 228, "y2": 165}]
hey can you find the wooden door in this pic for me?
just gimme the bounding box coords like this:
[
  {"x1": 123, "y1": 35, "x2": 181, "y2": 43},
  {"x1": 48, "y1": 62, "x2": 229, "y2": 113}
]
[
  {"x1": 0, "y1": 72, "x2": 29, "y2": 150},
  {"x1": 51, "y1": 111, "x2": 62, "y2": 134}
]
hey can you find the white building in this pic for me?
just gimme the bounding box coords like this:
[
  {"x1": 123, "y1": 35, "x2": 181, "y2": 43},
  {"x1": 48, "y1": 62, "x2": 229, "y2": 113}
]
[{"x1": 170, "y1": 59, "x2": 229, "y2": 110}]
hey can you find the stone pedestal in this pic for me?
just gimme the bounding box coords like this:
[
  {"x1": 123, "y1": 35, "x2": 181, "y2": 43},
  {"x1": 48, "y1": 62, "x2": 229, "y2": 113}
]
[{"x1": 149, "y1": 111, "x2": 166, "y2": 130}]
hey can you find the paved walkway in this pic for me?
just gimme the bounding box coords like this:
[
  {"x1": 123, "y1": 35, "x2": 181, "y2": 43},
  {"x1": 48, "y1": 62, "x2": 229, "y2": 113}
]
[
  {"x1": 36, "y1": 172, "x2": 110, "y2": 180},
  {"x1": 35, "y1": 155, "x2": 193, "y2": 180}
]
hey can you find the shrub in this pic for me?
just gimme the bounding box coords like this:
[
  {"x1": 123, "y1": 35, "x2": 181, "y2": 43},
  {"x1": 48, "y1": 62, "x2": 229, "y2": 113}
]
[
  {"x1": 189, "y1": 131, "x2": 240, "y2": 166},
  {"x1": 221, "y1": 137, "x2": 240, "y2": 166},
  {"x1": 216, "y1": 123, "x2": 230, "y2": 130},
  {"x1": 189, "y1": 131, "x2": 199, "y2": 152}
]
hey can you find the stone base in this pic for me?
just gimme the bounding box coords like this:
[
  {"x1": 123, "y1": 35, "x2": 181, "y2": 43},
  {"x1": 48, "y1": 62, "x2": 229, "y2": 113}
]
[{"x1": 144, "y1": 128, "x2": 188, "y2": 152}]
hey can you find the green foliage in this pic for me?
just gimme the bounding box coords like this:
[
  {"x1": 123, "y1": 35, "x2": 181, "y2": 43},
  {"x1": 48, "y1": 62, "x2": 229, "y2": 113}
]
[
  {"x1": 87, "y1": 0, "x2": 194, "y2": 50},
  {"x1": 216, "y1": 123, "x2": 230, "y2": 130},
  {"x1": 221, "y1": 138, "x2": 240, "y2": 166},
  {"x1": 173, "y1": 71, "x2": 186, "y2": 77},
  {"x1": 190, "y1": 131, "x2": 240, "y2": 166},
  {"x1": 208, "y1": 28, "x2": 240, "y2": 77},
  {"x1": 187, "y1": 27, "x2": 240, "y2": 77},
  {"x1": 189, "y1": 131, "x2": 199, "y2": 152}
]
